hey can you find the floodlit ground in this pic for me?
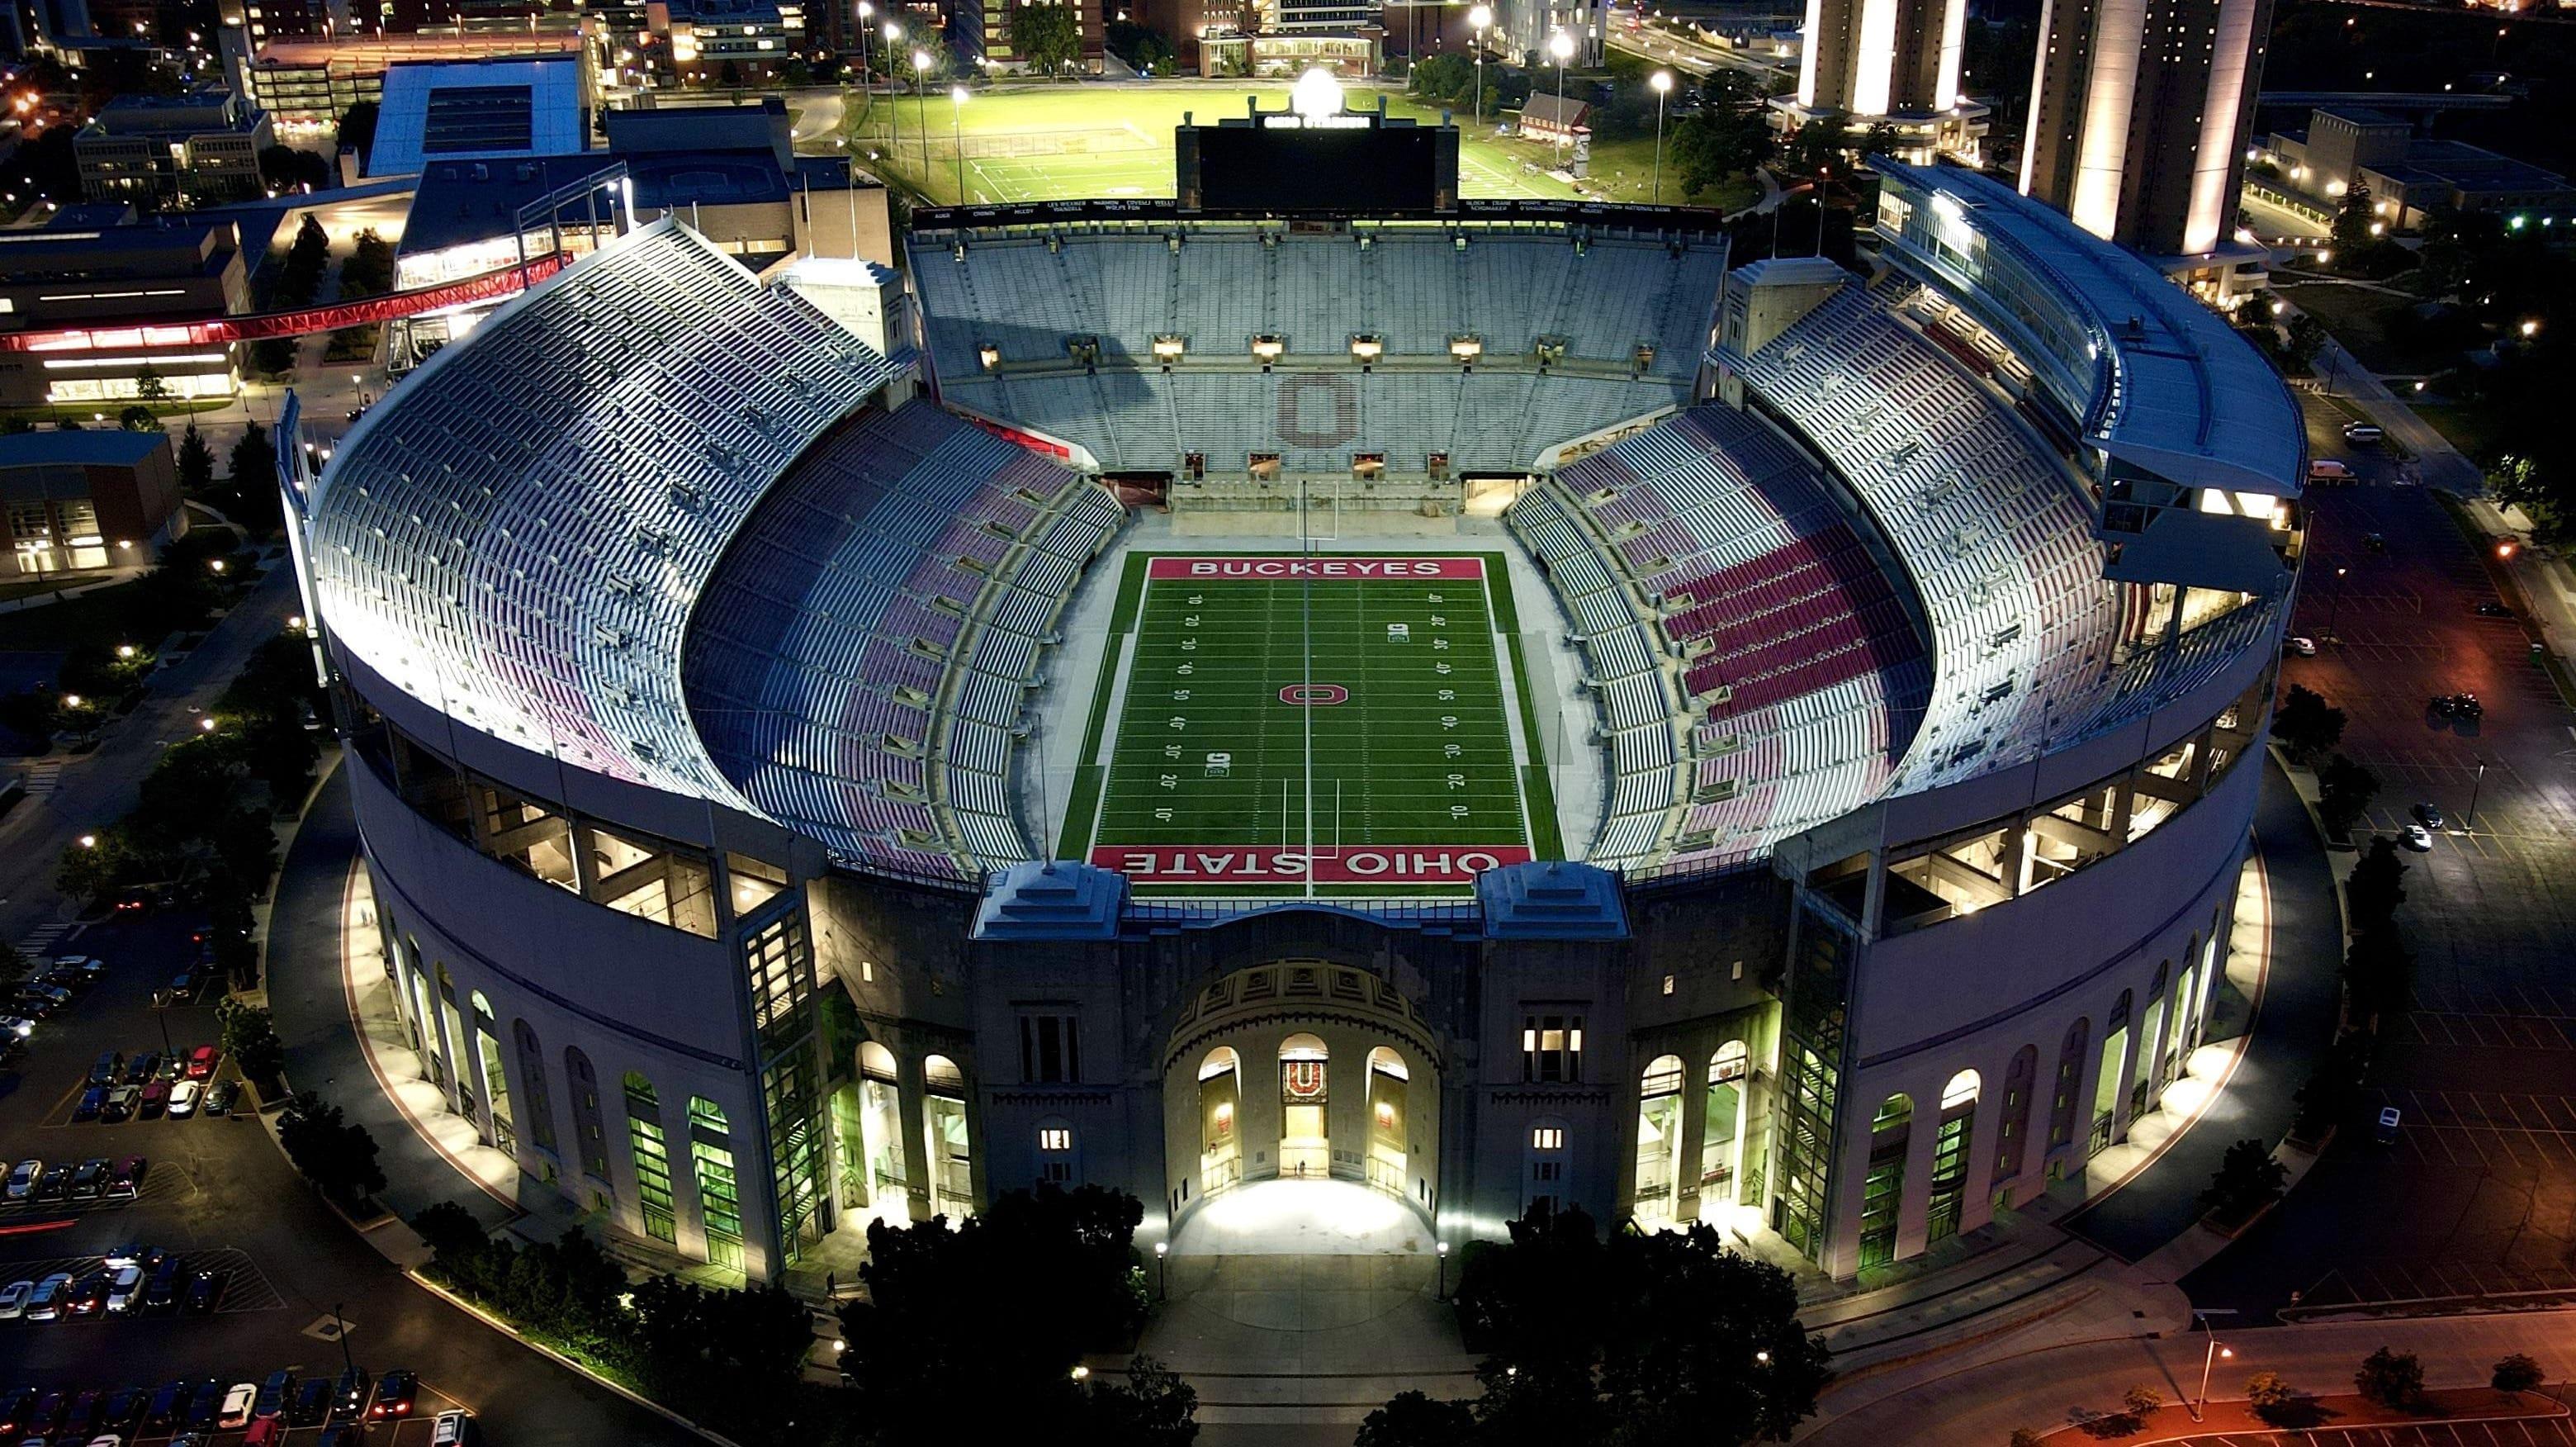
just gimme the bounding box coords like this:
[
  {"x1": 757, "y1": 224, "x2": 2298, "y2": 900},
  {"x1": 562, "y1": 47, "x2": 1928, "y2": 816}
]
[
  {"x1": 1068, "y1": 552, "x2": 1547, "y2": 899},
  {"x1": 841, "y1": 82, "x2": 1750, "y2": 207},
  {"x1": 1170, "y1": 1179, "x2": 1434, "y2": 1255}
]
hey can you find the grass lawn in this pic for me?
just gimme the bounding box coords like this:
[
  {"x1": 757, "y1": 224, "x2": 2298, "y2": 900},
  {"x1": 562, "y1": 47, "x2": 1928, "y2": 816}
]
[
  {"x1": 2275, "y1": 278, "x2": 2450, "y2": 376},
  {"x1": 1071, "y1": 553, "x2": 1546, "y2": 898},
  {"x1": 2411, "y1": 401, "x2": 2506, "y2": 465},
  {"x1": 0, "y1": 581, "x2": 156, "y2": 652},
  {"x1": 847, "y1": 82, "x2": 1754, "y2": 210}
]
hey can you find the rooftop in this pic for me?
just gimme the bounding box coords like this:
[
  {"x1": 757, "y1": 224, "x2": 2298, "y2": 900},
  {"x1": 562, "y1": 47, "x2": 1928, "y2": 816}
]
[
  {"x1": 0, "y1": 429, "x2": 169, "y2": 468},
  {"x1": 2370, "y1": 141, "x2": 2573, "y2": 196},
  {"x1": 252, "y1": 31, "x2": 585, "y2": 69},
  {"x1": 396, "y1": 154, "x2": 621, "y2": 258},
  {"x1": 368, "y1": 57, "x2": 591, "y2": 176}
]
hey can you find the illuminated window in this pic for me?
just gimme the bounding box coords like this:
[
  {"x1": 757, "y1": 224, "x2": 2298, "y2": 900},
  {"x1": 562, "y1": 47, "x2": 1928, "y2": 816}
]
[
  {"x1": 1521, "y1": 1013, "x2": 1584, "y2": 1083},
  {"x1": 1531, "y1": 1126, "x2": 1565, "y2": 1150},
  {"x1": 1039, "y1": 1127, "x2": 1071, "y2": 1150}
]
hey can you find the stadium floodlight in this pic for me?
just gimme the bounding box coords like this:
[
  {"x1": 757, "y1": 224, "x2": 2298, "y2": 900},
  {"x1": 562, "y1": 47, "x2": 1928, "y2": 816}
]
[
  {"x1": 1152, "y1": 334, "x2": 1186, "y2": 363},
  {"x1": 1547, "y1": 31, "x2": 1574, "y2": 164},
  {"x1": 1250, "y1": 335, "x2": 1286, "y2": 363},
  {"x1": 1547, "y1": 29, "x2": 1573, "y2": 59},
  {"x1": 1448, "y1": 334, "x2": 1485, "y2": 363},
  {"x1": 1290, "y1": 66, "x2": 1343, "y2": 121},
  {"x1": 1468, "y1": 4, "x2": 1491, "y2": 120},
  {"x1": 1650, "y1": 70, "x2": 1674, "y2": 203},
  {"x1": 978, "y1": 342, "x2": 1002, "y2": 371},
  {"x1": 1349, "y1": 334, "x2": 1384, "y2": 363}
]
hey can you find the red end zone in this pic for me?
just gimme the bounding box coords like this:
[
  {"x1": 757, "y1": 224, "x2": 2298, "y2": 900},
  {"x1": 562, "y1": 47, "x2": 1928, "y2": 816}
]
[
  {"x1": 1146, "y1": 556, "x2": 1485, "y2": 581},
  {"x1": 1092, "y1": 844, "x2": 1532, "y2": 885}
]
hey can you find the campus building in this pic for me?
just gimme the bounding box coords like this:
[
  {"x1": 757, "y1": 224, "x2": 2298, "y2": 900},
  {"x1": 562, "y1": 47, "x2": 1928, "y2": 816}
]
[
  {"x1": 241, "y1": 29, "x2": 594, "y2": 126},
  {"x1": 0, "y1": 428, "x2": 187, "y2": 576},
  {"x1": 2255, "y1": 107, "x2": 2576, "y2": 232},
  {"x1": 1780, "y1": 0, "x2": 1986, "y2": 163},
  {"x1": 291, "y1": 139, "x2": 2304, "y2": 1283},
  {"x1": 0, "y1": 215, "x2": 250, "y2": 407},
  {"x1": 2019, "y1": 0, "x2": 2272, "y2": 257},
  {"x1": 73, "y1": 88, "x2": 272, "y2": 206}
]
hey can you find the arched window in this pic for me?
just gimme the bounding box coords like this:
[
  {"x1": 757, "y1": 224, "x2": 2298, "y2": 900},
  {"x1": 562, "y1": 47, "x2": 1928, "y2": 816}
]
[
  {"x1": 1524, "y1": 1115, "x2": 1571, "y2": 1216},
  {"x1": 1196, "y1": 1046, "x2": 1243, "y2": 1197},
  {"x1": 922, "y1": 1054, "x2": 973, "y2": 1219},
  {"x1": 1278, "y1": 1036, "x2": 1328, "y2": 1180},
  {"x1": 1633, "y1": 1054, "x2": 1687, "y2": 1229},
  {"x1": 860, "y1": 1041, "x2": 899, "y2": 1079},
  {"x1": 467, "y1": 991, "x2": 511, "y2": 1148},
  {"x1": 1702, "y1": 1041, "x2": 1751, "y2": 1215},
  {"x1": 1860, "y1": 1093, "x2": 1913, "y2": 1268},
  {"x1": 1366, "y1": 1046, "x2": 1409, "y2": 1197},
  {"x1": 1993, "y1": 1044, "x2": 2039, "y2": 1188},
  {"x1": 2048, "y1": 1019, "x2": 2088, "y2": 1160},
  {"x1": 686, "y1": 1096, "x2": 743, "y2": 1269},
  {"x1": 1926, "y1": 1072, "x2": 1979, "y2": 1243},
  {"x1": 855, "y1": 1040, "x2": 905, "y2": 1214},
  {"x1": 2135, "y1": 965, "x2": 2170, "y2": 1105},
  {"x1": 514, "y1": 1020, "x2": 556, "y2": 1154},
  {"x1": 564, "y1": 1046, "x2": 610, "y2": 1182},
  {"x1": 2095, "y1": 992, "x2": 2133, "y2": 1151},
  {"x1": 623, "y1": 1071, "x2": 677, "y2": 1243}
]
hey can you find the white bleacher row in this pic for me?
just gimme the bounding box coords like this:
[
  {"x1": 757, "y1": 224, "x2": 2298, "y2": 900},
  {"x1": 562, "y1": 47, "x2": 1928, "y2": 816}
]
[
  {"x1": 312, "y1": 220, "x2": 897, "y2": 813},
  {"x1": 912, "y1": 228, "x2": 1726, "y2": 379},
  {"x1": 1729, "y1": 284, "x2": 2125, "y2": 789},
  {"x1": 935, "y1": 368, "x2": 1686, "y2": 478}
]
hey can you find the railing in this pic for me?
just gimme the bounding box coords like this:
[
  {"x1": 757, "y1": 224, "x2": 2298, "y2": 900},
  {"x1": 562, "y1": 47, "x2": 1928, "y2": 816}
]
[{"x1": 0, "y1": 252, "x2": 571, "y2": 354}]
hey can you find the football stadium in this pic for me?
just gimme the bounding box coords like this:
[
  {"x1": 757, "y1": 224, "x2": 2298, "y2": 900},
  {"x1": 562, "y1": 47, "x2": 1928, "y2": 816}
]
[{"x1": 289, "y1": 81, "x2": 2308, "y2": 1286}]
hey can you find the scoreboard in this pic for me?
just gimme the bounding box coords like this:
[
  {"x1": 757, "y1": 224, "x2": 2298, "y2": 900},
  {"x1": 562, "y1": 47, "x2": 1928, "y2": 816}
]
[{"x1": 1177, "y1": 87, "x2": 1460, "y2": 214}]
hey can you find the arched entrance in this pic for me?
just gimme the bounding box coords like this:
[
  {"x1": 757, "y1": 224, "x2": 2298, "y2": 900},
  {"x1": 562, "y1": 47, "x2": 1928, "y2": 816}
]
[
  {"x1": 1162, "y1": 959, "x2": 1442, "y2": 1251},
  {"x1": 1633, "y1": 1054, "x2": 1686, "y2": 1228},
  {"x1": 1698, "y1": 1041, "x2": 1749, "y2": 1222}
]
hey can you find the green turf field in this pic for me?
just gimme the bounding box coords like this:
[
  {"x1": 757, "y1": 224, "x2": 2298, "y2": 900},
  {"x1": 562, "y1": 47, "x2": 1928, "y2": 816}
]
[
  {"x1": 1068, "y1": 553, "x2": 1550, "y2": 897},
  {"x1": 844, "y1": 83, "x2": 1738, "y2": 207}
]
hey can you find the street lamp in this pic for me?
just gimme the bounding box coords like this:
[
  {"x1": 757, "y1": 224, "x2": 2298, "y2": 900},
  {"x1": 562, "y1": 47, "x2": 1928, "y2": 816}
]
[
  {"x1": 883, "y1": 21, "x2": 903, "y2": 159},
  {"x1": 2465, "y1": 757, "x2": 2488, "y2": 831},
  {"x1": 949, "y1": 84, "x2": 968, "y2": 202},
  {"x1": 149, "y1": 989, "x2": 174, "y2": 1056},
  {"x1": 1437, "y1": 1239, "x2": 1449, "y2": 1298},
  {"x1": 1467, "y1": 4, "x2": 1490, "y2": 122},
  {"x1": 912, "y1": 50, "x2": 931, "y2": 175},
  {"x1": 1154, "y1": 1239, "x2": 1167, "y2": 1299},
  {"x1": 1650, "y1": 69, "x2": 1674, "y2": 203},
  {"x1": 2186, "y1": 1307, "x2": 2237, "y2": 1421},
  {"x1": 332, "y1": 1301, "x2": 358, "y2": 1377},
  {"x1": 1548, "y1": 31, "x2": 1574, "y2": 167},
  {"x1": 2324, "y1": 563, "x2": 2347, "y2": 646},
  {"x1": 855, "y1": 0, "x2": 874, "y2": 97}
]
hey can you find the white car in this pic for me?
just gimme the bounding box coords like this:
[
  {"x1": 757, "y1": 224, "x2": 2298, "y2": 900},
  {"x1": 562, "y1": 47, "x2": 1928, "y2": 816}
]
[
  {"x1": 5, "y1": 1158, "x2": 40, "y2": 1201},
  {"x1": 2284, "y1": 635, "x2": 2318, "y2": 657},
  {"x1": 219, "y1": 1383, "x2": 258, "y2": 1430},
  {"x1": 0, "y1": 1279, "x2": 32, "y2": 1318},
  {"x1": 166, "y1": 1080, "x2": 201, "y2": 1119},
  {"x1": 26, "y1": 1269, "x2": 75, "y2": 1320},
  {"x1": 2403, "y1": 824, "x2": 2435, "y2": 852},
  {"x1": 54, "y1": 955, "x2": 102, "y2": 977},
  {"x1": 88, "y1": 1435, "x2": 126, "y2": 1447},
  {"x1": 104, "y1": 1263, "x2": 144, "y2": 1313}
]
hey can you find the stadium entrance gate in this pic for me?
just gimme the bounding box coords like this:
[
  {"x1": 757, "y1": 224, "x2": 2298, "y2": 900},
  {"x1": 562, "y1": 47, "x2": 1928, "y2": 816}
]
[{"x1": 1163, "y1": 961, "x2": 1442, "y2": 1245}]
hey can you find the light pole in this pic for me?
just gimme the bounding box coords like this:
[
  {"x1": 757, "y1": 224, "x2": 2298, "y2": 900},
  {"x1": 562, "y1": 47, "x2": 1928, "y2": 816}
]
[
  {"x1": 332, "y1": 1301, "x2": 357, "y2": 1377},
  {"x1": 2324, "y1": 563, "x2": 2347, "y2": 645},
  {"x1": 2465, "y1": 757, "x2": 2488, "y2": 831},
  {"x1": 149, "y1": 989, "x2": 174, "y2": 1057},
  {"x1": 1548, "y1": 30, "x2": 1574, "y2": 168},
  {"x1": 1468, "y1": 4, "x2": 1490, "y2": 123},
  {"x1": 1154, "y1": 1239, "x2": 1167, "y2": 1300},
  {"x1": 1436, "y1": 1239, "x2": 1449, "y2": 1298},
  {"x1": 912, "y1": 50, "x2": 931, "y2": 177},
  {"x1": 883, "y1": 21, "x2": 902, "y2": 161},
  {"x1": 2187, "y1": 1307, "x2": 2237, "y2": 1421},
  {"x1": 855, "y1": 1, "x2": 873, "y2": 101},
  {"x1": 1650, "y1": 69, "x2": 1673, "y2": 203},
  {"x1": 949, "y1": 84, "x2": 967, "y2": 202}
]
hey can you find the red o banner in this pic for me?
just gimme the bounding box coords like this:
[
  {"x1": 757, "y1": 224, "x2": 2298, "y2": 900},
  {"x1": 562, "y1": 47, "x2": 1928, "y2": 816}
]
[{"x1": 1280, "y1": 684, "x2": 1350, "y2": 706}]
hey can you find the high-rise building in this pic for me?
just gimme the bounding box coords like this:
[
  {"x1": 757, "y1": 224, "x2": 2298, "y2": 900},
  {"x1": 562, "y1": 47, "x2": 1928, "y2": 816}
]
[
  {"x1": 1784, "y1": 0, "x2": 1986, "y2": 163},
  {"x1": 2019, "y1": 0, "x2": 2272, "y2": 257}
]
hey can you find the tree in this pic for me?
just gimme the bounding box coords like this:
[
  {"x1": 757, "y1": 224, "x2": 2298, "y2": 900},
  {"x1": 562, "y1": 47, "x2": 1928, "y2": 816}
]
[
  {"x1": 2492, "y1": 1352, "x2": 2544, "y2": 1395},
  {"x1": 2245, "y1": 1369, "x2": 2296, "y2": 1420},
  {"x1": 2199, "y1": 1138, "x2": 2287, "y2": 1226},
  {"x1": 177, "y1": 422, "x2": 215, "y2": 493},
  {"x1": 2353, "y1": 1346, "x2": 2424, "y2": 1410},
  {"x1": 2343, "y1": 924, "x2": 2415, "y2": 1022},
  {"x1": 1356, "y1": 1391, "x2": 1478, "y2": 1447},
  {"x1": 2284, "y1": 312, "x2": 2329, "y2": 372},
  {"x1": 335, "y1": 100, "x2": 380, "y2": 165},
  {"x1": 1669, "y1": 71, "x2": 1772, "y2": 200},
  {"x1": 337, "y1": 227, "x2": 395, "y2": 299},
  {"x1": 1106, "y1": 19, "x2": 1173, "y2": 75},
  {"x1": 2345, "y1": 838, "x2": 2408, "y2": 932},
  {"x1": 277, "y1": 1091, "x2": 389, "y2": 1207},
  {"x1": 2315, "y1": 752, "x2": 2379, "y2": 839},
  {"x1": 2119, "y1": 1384, "x2": 2162, "y2": 1421},
  {"x1": 2273, "y1": 683, "x2": 2346, "y2": 763},
  {"x1": 1072, "y1": 1357, "x2": 1198, "y2": 1447},
  {"x1": 134, "y1": 366, "x2": 169, "y2": 404},
  {"x1": 258, "y1": 143, "x2": 329, "y2": 194},
  {"x1": 222, "y1": 421, "x2": 283, "y2": 534},
  {"x1": 2291, "y1": 1030, "x2": 2372, "y2": 1141},
  {"x1": 2331, "y1": 178, "x2": 2376, "y2": 256},
  {"x1": 1008, "y1": 2, "x2": 1081, "y2": 76},
  {"x1": 217, "y1": 998, "x2": 286, "y2": 1089},
  {"x1": 119, "y1": 405, "x2": 159, "y2": 432},
  {"x1": 2007, "y1": 1431, "x2": 2045, "y2": 1447}
]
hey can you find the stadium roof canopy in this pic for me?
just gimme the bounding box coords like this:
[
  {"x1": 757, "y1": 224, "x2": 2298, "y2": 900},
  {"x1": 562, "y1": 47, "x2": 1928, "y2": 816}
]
[
  {"x1": 1871, "y1": 159, "x2": 2304, "y2": 498},
  {"x1": 367, "y1": 57, "x2": 591, "y2": 177}
]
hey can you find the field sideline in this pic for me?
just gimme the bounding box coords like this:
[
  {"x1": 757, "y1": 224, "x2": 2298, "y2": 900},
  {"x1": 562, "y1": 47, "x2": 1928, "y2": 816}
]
[{"x1": 837, "y1": 81, "x2": 1755, "y2": 209}]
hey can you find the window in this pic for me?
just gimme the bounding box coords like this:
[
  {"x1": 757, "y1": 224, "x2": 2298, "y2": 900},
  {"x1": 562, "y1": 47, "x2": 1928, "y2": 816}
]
[
  {"x1": 688, "y1": 1096, "x2": 743, "y2": 1269},
  {"x1": 1039, "y1": 1127, "x2": 1072, "y2": 1150},
  {"x1": 1520, "y1": 1013, "x2": 1585, "y2": 1083},
  {"x1": 1531, "y1": 1126, "x2": 1565, "y2": 1150},
  {"x1": 566, "y1": 1047, "x2": 609, "y2": 1181},
  {"x1": 513, "y1": 1019, "x2": 555, "y2": 1154},
  {"x1": 1019, "y1": 1014, "x2": 1080, "y2": 1084},
  {"x1": 623, "y1": 1072, "x2": 677, "y2": 1244}
]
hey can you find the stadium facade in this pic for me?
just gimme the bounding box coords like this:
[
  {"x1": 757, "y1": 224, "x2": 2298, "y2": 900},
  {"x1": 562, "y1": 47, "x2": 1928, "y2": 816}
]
[{"x1": 291, "y1": 153, "x2": 2305, "y2": 1283}]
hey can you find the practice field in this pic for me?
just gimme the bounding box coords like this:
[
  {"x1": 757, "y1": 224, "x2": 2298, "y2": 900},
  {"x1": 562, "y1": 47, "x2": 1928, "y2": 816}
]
[
  {"x1": 845, "y1": 83, "x2": 1602, "y2": 206},
  {"x1": 1066, "y1": 553, "x2": 1557, "y2": 897}
]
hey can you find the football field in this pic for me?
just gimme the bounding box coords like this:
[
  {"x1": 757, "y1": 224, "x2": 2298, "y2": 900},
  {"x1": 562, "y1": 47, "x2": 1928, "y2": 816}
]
[{"x1": 1067, "y1": 553, "x2": 1557, "y2": 897}]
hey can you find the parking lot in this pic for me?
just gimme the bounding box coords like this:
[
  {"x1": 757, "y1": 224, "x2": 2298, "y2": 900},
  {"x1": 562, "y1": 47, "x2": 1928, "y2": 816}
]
[
  {"x1": 2147, "y1": 1421, "x2": 2576, "y2": 1447},
  {"x1": 2182, "y1": 477, "x2": 2576, "y2": 1321}
]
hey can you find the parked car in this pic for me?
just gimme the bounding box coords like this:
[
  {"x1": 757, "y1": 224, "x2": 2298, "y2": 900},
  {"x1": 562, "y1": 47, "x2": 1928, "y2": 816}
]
[
  {"x1": 124, "y1": 1054, "x2": 161, "y2": 1085},
  {"x1": 40, "y1": 966, "x2": 90, "y2": 996},
  {"x1": 167, "y1": 1080, "x2": 201, "y2": 1118},
  {"x1": 185, "y1": 1045, "x2": 220, "y2": 1079},
  {"x1": 88, "y1": 1051, "x2": 124, "y2": 1086},
  {"x1": 2376, "y1": 1105, "x2": 2403, "y2": 1143},
  {"x1": 218, "y1": 1383, "x2": 258, "y2": 1430},
  {"x1": 67, "y1": 1266, "x2": 113, "y2": 1314},
  {"x1": 142, "y1": 1255, "x2": 182, "y2": 1312},
  {"x1": 27, "y1": 1390, "x2": 68, "y2": 1435},
  {"x1": 0, "y1": 1279, "x2": 31, "y2": 1318},
  {"x1": 4, "y1": 1158, "x2": 40, "y2": 1200},
  {"x1": 67, "y1": 1159, "x2": 107, "y2": 1200},
  {"x1": 317, "y1": 1425, "x2": 370, "y2": 1447},
  {"x1": 54, "y1": 955, "x2": 104, "y2": 980},
  {"x1": 98, "y1": 1385, "x2": 149, "y2": 1430},
  {"x1": 2412, "y1": 802, "x2": 2446, "y2": 828},
  {"x1": 2474, "y1": 601, "x2": 2514, "y2": 618},
  {"x1": 0, "y1": 1013, "x2": 32, "y2": 1039},
  {"x1": 2342, "y1": 421, "x2": 2384, "y2": 444},
  {"x1": 107, "y1": 1156, "x2": 146, "y2": 1198},
  {"x1": 2307, "y1": 459, "x2": 2351, "y2": 482},
  {"x1": 141, "y1": 1380, "x2": 189, "y2": 1432},
  {"x1": 0, "y1": 1386, "x2": 36, "y2": 1435},
  {"x1": 204, "y1": 1081, "x2": 239, "y2": 1117},
  {"x1": 138, "y1": 1079, "x2": 171, "y2": 1117},
  {"x1": 246, "y1": 1416, "x2": 287, "y2": 1447},
  {"x1": 253, "y1": 1370, "x2": 296, "y2": 1421},
  {"x1": 329, "y1": 1370, "x2": 372, "y2": 1425},
  {"x1": 431, "y1": 1409, "x2": 481, "y2": 1446},
  {"x1": 288, "y1": 1378, "x2": 332, "y2": 1427},
  {"x1": 367, "y1": 1371, "x2": 419, "y2": 1421},
  {"x1": 74, "y1": 1085, "x2": 109, "y2": 1122},
  {"x1": 2403, "y1": 823, "x2": 2435, "y2": 852},
  {"x1": 2283, "y1": 635, "x2": 2317, "y2": 657},
  {"x1": 25, "y1": 1270, "x2": 75, "y2": 1320},
  {"x1": 63, "y1": 1387, "x2": 104, "y2": 1437},
  {"x1": 183, "y1": 1380, "x2": 227, "y2": 1432},
  {"x1": 2455, "y1": 692, "x2": 2484, "y2": 720},
  {"x1": 101, "y1": 1084, "x2": 140, "y2": 1122},
  {"x1": 182, "y1": 1267, "x2": 224, "y2": 1314},
  {"x1": 105, "y1": 1263, "x2": 145, "y2": 1313},
  {"x1": 31, "y1": 1163, "x2": 71, "y2": 1201}
]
